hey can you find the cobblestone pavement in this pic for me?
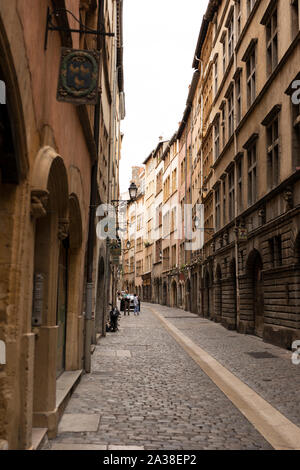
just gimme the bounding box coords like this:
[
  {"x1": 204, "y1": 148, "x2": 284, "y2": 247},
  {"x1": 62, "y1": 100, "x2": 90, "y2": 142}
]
[
  {"x1": 152, "y1": 303, "x2": 300, "y2": 428},
  {"x1": 45, "y1": 304, "x2": 277, "y2": 450}
]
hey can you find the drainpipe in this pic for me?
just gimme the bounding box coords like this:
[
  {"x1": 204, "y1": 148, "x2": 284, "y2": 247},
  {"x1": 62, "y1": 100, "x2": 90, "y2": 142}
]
[{"x1": 84, "y1": 0, "x2": 103, "y2": 373}]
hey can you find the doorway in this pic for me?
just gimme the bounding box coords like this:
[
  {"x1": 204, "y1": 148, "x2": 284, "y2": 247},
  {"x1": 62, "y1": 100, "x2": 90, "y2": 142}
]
[
  {"x1": 56, "y1": 238, "x2": 69, "y2": 378},
  {"x1": 253, "y1": 254, "x2": 264, "y2": 338}
]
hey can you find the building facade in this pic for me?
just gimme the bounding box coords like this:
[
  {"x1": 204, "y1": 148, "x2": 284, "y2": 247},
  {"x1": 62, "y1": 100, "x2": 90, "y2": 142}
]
[
  {"x1": 122, "y1": 0, "x2": 300, "y2": 353},
  {"x1": 198, "y1": 0, "x2": 300, "y2": 349},
  {"x1": 0, "y1": 0, "x2": 124, "y2": 450}
]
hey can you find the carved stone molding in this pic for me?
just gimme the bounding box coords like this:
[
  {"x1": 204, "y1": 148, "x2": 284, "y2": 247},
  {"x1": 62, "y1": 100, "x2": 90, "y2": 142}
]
[
  {"x1": 58, "y1": 218, "x2": 70, "y2": 240},
  {"x1": 30, "y1": 190, "x2": 49, "y2": 219},
  {"x1": 258, "y1": 206, "x2": 266, "y2": 225},
  {"x1": 283, "y1": 186, "x2": 293, "y2": 211}
]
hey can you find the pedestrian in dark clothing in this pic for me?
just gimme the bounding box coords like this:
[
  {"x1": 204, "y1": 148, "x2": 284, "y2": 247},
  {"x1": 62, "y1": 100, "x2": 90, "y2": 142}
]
[
  {"x1": 133, "y1": 294, "x2": 139, "y2": 315},
  {"x1": 124, "y1": 291, "x2": 130, "y2": 316}
]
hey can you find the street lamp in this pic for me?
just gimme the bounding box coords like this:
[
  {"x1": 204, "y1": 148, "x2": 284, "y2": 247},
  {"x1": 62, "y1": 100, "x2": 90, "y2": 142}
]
[
  {"x1": 112, "y1": 182, "x2": 138, "y2": 206},
  {"x1": 128, "y1": 182, "x2": 138, "y2": 201}
]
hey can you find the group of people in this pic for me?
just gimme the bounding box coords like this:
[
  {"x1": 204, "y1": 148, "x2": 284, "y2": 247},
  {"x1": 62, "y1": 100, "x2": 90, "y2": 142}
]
[
  {"x1": 118, "y1": 291, "x2": 141, "y2": 316},
  {"x1": 106, "y1": 291, "x2": 142, "y2": 333}
]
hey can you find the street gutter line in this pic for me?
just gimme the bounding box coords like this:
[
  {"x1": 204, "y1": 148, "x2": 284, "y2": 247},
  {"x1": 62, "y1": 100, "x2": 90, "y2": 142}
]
[{"x1": 149, "y1": 305, "x2": 300, "y2": 451}]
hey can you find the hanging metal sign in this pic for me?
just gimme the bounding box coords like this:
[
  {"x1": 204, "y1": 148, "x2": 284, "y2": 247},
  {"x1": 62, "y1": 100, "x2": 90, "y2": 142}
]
[
  {"x1": 238, "y1": 227, "x2": 248, "y2": 242},
  {"x1": 57, "y1": 48, "x2": 100, "y2": 105}
]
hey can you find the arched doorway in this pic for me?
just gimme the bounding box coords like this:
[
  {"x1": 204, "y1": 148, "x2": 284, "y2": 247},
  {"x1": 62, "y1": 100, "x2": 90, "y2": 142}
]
[
  {"x1": 247, "y1": 250, "x2": 264, "y2": 338},
  {"x1": 178, "y1": 282, "x2": 182, "y2": 307},
  {"x1": 31, "y1": 147, "x2": 69, "y2": 420},
  {"x1": 171, "y1": 280, "x2": 177, "y2": 307},
  {"x1": 154, "y1": 278, "x2": 160, "y2": 304},
  {"x1": 56, "y1": 237, "x2": 69, "y2": 376},
  {"x1": 215, "y1": 265, "x2": 222, "y2": 323},
  {"x1": 163, "y1": 282, "x2": 167, "y2": 305},
  {"x1": 185, "y1": 279, "x2": 191, "y2": 312},
  {"x1": 191, "y1": 273, "x2": 198, "y2": 313},
  {"x1": 204, "y1": 270, "x2": 210, "y2": 318},
  {"x1": 230, "y1": 259, "x2": 237, "y2": 330},
  {"x1": 95, "y1": 256, "x2": 105, "y2": 335}
]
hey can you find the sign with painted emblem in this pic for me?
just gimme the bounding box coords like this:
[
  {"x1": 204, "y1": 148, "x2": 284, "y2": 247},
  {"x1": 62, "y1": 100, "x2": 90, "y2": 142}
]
[
  {"x1": 57, "y1": 48, "x2": 100, "y2": 105},
  {"x1": 238, "y1": 227, "x2": 248, "y2": 242}
]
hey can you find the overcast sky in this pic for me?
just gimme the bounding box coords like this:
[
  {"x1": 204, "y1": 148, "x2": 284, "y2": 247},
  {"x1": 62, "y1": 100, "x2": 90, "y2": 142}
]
[{"x1": 120, "y1": 0, "x2": 208, "y2": 193}]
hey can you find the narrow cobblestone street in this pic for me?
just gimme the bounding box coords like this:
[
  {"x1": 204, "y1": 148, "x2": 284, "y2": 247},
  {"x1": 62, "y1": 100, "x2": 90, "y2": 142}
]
[{"x1": 45, "y1": 304, "x2": 300, "y2": 451}]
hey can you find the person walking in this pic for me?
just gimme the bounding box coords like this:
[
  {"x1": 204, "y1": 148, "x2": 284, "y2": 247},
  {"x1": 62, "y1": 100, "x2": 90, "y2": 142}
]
[
  {"x1": 125, "y1": 291, "x2": 130, "y2": 316},
  {"x1": 133, "y1": 294, "x2": 139, "y2": 316}
]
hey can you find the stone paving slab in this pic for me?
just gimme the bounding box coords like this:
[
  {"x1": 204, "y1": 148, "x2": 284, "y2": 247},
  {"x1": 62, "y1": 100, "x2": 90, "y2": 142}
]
[
  {"x1": 58, "y1": 414, "x2": 101, "y2": 433},
  {"x1": 116, "y1": 350, "x2": 131, "y2": 358},
  {"x1": 47, "y1": 307, "x2": 273, "y2": 450}
]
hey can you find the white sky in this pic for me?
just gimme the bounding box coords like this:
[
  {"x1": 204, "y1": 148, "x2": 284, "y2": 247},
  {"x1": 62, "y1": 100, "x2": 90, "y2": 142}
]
[{"x1": 120, "y1": 0, "x2": 208, "y2": 192}]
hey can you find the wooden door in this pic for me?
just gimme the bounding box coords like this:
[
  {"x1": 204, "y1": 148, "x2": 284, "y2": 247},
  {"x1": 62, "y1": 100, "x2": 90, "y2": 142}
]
[{"x1": 56, "y1": 239, "x2": 69, "y2": 378}]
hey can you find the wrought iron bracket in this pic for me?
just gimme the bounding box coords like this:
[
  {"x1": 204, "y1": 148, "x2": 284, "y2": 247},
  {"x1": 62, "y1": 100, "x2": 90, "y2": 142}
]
[{"x1": 45, "y1": 7, "x2": 115, "y2": 50}]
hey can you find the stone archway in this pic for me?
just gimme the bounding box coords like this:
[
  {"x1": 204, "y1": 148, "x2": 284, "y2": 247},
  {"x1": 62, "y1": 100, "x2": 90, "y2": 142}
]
[
  {"x1": 171, "y1": 280, "x2": 177, "y2": 307},
  {"x1": 214, "y1": 264, "x2": 222, "y2": 323},
  {"x1": 31, "y1": 147, "x2": 69, "y2": 432},
  {"x1": 65, "y1": 190, "x2": 84, "y2": 368},
  {"x1": 178, "y1": 282, "x2": 182, "y2": 307},
  {"x1": 230, "y1": 259, "x2": 238, "y2": 330},
  {"x1": 191, "y1": 273, "x2": 198, "y2": 314},
  {"x1": 185, "y1": 279, "x2": 191, "y2": 312},
  {"x1": 163, "y1": 282, "x2": 167, "y2": 306},
  {"x1": 204, "y1": 270, "x2": 210, "y2": 318},
  {"x1": 247, "y1": 250, "x2": 264, "y2": 338},
  {"x1": 95, "y1": 256, "x2": 105, "y2": 336},
  {"x1": 154, "y1": 278, "x2": 160, "y2": 304}
]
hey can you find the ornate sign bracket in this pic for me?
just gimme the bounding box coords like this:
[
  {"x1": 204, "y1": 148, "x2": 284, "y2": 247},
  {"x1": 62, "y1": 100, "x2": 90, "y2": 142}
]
[{"x1": 44, "y1": 7, "x2": 115, "y2": 51}]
